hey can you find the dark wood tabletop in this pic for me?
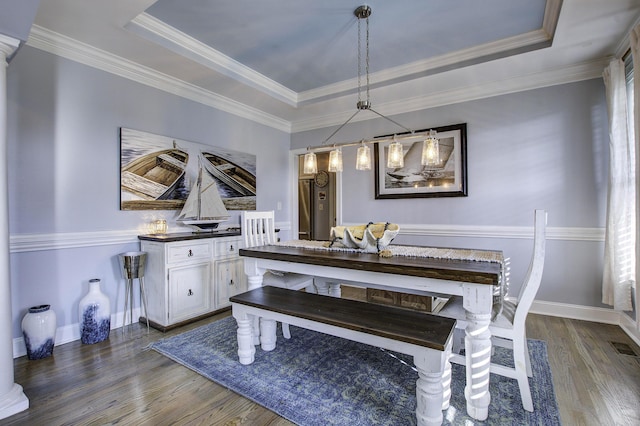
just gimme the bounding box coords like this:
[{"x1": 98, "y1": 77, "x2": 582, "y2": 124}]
[{"x1": 239, "y1": 244, "x2": 502, "y2": 285}]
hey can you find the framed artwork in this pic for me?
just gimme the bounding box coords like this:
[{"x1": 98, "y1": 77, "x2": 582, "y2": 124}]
[
  {"x1": 120, "y1": 128, "x2": 256, "y2": 211},
  {"x1": 374, "y1": 123, "x2": 467, "y2": 199}
]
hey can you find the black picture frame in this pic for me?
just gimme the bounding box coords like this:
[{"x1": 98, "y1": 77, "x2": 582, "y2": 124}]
[{"x1": 374, "y1": 123, "x2": 467, "y2": 199}]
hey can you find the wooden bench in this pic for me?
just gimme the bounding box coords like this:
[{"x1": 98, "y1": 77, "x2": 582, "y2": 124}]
[{"x1": 230, "y1": 286, "x2": 456, "y2": 426}]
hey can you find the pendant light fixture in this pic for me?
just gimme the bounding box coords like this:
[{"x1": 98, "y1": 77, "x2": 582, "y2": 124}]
[
  {"x1": 387, "y1": 135, "x2": 404, "y2": 168},
  {"x1": 421, "y1": 130, "x2": 440, "y2": 167},
  {"x1": 355, "y1": 142, "x2": 371, "y2": 170},
  {"x1": 328, "y1": 148, "x2": 343, "y2": 172},
  {"x1": 304, "y1": 5, "x2": 439, "y2": 173},
  {"x1": 303, "y1": 151, "x2": 317, "y2": 174}
]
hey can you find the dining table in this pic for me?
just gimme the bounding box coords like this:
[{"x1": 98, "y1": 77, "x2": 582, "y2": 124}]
[{"x1": 239, "y1": 241, "x2": 504, "y2": 421}]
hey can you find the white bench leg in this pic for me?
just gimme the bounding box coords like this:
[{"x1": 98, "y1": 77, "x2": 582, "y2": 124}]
[
  {"x1": 235, "y1": 316, "x2": 255, "y2": 365},
  {"x1": 414, "y1": 348, "x2": 449, "y2": 426},
  {"x1": 282, "y1": 323, "x2": 291, "y2": 339},
  {"x1": 260, "y1": 317, "x2": 277, "y2": 351}
]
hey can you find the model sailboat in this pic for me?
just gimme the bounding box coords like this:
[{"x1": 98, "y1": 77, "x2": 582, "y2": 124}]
[{"x1": 177, "y1": 158, "x2": 230, "y2": 231}]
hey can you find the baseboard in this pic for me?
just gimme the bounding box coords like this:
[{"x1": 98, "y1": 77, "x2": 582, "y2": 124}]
[
  {"x1": 530, "y1": 300, "x2": 621, "y2": 324},
  {"x1": 14, "y1": 301, "x2": 637, "y2": 358},
  {"x1": 619, "y1": 312, "x2": 640, "y2": 347},
  {"x1": 13, "y1": 307, "x2": 141, "y2": 358},
  {"x1": 531, "y1": 300, "x2": 640, "y2": 345}
]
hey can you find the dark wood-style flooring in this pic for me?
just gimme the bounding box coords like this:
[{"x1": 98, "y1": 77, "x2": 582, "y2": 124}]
[{"x1": 4, "y1": 288, "x2": 640, "y2": 425}]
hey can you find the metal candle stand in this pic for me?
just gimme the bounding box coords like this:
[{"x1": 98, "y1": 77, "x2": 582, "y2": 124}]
[{"x1": 118, "y1": 251, "x2": 149, "y2": 333}]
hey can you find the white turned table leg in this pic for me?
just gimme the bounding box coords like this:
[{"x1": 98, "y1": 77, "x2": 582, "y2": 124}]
[
  {"x1": 462, "y1": 285, "x2": 493, "y2": 421},
  {"x1": 260, "y1": 317, "x2": 277, "y2": 351},
  {"x1": 441, "y1": 353, "x2": 452, "y2": 410},
  {"x1": 235, "y1": 316, "x2": 255, "y2": 365},
  {"x1": 328, "y1": 282, "x2": 342, "y2": 298},
  {"x1": 414, "y1": 348, "x2": 448, "y2": 426},
  {"x1": 314, "y1": 278, "x2": 329, "y2": 295}
]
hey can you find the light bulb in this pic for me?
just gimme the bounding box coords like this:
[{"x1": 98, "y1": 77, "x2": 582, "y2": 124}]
[
  {"x1": 328, "y1": 149, "x2": 343, "y2": 172},
  {"x1": 355, "y1": 144, "x2": 371, "y2": 170},
  {"x1": 387, "y1": 138, "x2": 404, "y2": 168},
  {"x1": 303, "y1": 152, "x2": 318, "y2": 174}
]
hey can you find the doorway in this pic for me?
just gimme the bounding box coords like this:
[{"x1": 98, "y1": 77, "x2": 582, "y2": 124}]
[{"x1": 297, "y1": 152, "x2": 336, "y2": 241}]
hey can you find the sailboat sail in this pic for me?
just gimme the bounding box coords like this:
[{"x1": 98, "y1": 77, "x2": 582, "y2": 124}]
[{"x1": 177, "y1": 160, "x2": 230, "y2": 230}]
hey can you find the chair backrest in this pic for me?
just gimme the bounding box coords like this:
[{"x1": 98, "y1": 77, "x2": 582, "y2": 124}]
[
  {"x1": 242, "y1": 210, "x2": 277, "y2": 248},
  {"x1": 513, "y1": 209, "x2": 547, "y2": 326}
]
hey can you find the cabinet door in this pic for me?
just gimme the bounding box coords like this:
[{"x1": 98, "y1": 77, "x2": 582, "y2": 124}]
[
  {"x1": 216, "y1": 258, "x2": 247, "y2": 308},
  {"x1": 169, "y1": 262, "x2": 211, "y2": 323}
]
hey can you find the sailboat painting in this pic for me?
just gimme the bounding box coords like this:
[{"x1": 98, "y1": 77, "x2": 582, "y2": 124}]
[
  {"x1": 374, "y1": 123, "x2": 467, "y2": 199},
  {"x1": 120, "y1": 128, "x2": 256, "y2": 212}
]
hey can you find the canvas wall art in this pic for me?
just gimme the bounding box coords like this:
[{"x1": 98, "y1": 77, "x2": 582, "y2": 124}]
[{"x1": 120, "y1": 128, "x2": 256, "y2": 211}]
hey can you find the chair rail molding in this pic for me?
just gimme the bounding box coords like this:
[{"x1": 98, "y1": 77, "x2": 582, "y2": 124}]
[{"x1": 10, "y1": 224, "x2": 603, "y2": 253}]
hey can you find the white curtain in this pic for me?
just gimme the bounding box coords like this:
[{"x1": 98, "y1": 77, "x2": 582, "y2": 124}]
[{"x1": 602, "y1": 57, "x2": 635, "y2": 311}]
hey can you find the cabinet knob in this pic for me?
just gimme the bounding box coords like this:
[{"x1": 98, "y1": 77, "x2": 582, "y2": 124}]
[
  {"x1": 188, "y1": 289, "x2": 194, "y2": 296},
  {"x1": 229, "y1": 279, "x2": 234, "y2": 286},
  {"x1": 229, "y1": 245, "x2": 234, "y2": 251},
  {"x1": 188, "y1": 249, "x2": 193, "y2": 257}
]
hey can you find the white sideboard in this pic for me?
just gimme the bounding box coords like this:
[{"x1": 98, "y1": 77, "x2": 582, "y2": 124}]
[{"x1": 139, "y1": 231, "x2": 247, "y2": 331}]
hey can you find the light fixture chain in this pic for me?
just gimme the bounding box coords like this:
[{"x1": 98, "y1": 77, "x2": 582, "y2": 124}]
[
  {"x1": 365, "y1": 14, "x2": 370, "y2": 103},
  {"x1": 357, "y1": 16, "x2": 362, "y2": 105}
]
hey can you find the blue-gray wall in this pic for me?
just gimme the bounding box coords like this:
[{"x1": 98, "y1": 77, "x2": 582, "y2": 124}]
[
  {"x1": 6, "y1": 46, "x2": 293, "y2": 337},
  {"x1": 292, "y1": 79, "x2": 609, "y2": 310},
  {"x1": 7, "y1": 42, "x2": 611, "y2": 339}
]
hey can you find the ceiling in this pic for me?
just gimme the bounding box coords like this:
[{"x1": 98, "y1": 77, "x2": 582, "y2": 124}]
[{"x1": 25, "y1": 0, "x2": 640, "y2": 134}]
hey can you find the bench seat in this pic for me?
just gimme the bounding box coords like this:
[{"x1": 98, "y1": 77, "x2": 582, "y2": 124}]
[{"x1": 230, "y1": 286, "x2": 456, "y2": 426}]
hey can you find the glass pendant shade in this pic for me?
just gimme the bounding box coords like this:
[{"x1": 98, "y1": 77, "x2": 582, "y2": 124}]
[
  {"x1": 387, "y1": 140, "x2": 404, "y2": 168},
  {"x1": 303, "y1": 152, "x2": 318, "y2": 174},
  {"x1": 328, "y1": 149, "x2": 343, "y2": 172},
  {"x1": 355, "y1": 144, "x2": 371, "y2": 170},
  {"x1": 421, "y1": 133, "x2": 440, "y2": 166}
]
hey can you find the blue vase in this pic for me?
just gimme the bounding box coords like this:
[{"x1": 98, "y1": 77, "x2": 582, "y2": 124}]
[
  {"x1": 21, "y1": 305, "x2": 56, "y2": 360},
  {"x1": 79, "y1": 278, "x2": 111, "y2": 344}
]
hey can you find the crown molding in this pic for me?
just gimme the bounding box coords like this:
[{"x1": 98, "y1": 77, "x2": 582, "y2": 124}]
[
  {"x1": 298, "y1": 28, "x2": 553, "y2": 105},
  {"x1": 126, "y1": 13, "x2": 299, "y2": 107},
  {"x1": 0, "y1": 34, "x2": 20, "y2": 59},
  {"x1": 292, "y1": 58, "x2": 607, "y2": 133},
  {"x1": 26, "y1": 25, "x2": 291, "y2": 133}
]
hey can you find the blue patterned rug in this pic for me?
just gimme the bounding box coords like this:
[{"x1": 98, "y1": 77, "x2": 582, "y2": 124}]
[{"x1": 149, "y1": 316, "x2": 560, "y2": 425}]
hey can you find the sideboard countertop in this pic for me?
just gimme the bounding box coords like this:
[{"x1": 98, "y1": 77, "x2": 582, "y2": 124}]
[{"x1": 138, "y1": 229, "x2": 241, "y2": 242}]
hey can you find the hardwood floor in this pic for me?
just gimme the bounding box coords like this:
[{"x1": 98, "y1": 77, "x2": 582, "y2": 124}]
[{"x1": 4, "y1": 304, "x2": 640, "y2": 425}]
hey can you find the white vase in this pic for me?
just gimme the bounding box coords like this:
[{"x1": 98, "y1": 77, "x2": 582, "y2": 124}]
[
  {"x1": 21, "y1": 305, "x2": 57, "y2": 360},
  {"x1": 79, "y1": 278, "x2": 111, "y2": 344}
]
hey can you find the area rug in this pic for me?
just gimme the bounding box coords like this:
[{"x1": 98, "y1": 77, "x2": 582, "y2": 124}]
[{"x1": 149, "y1": 316, "x2": 561, "y2": 425}]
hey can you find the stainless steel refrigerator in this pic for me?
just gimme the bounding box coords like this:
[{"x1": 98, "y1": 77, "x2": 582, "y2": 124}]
[{"x1": 298, "y1": 178, "x2": 334, "y2": 241}]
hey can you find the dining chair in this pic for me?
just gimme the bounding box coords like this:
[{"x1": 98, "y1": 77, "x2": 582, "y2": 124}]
[
  {"x1": 437, "y1": 209, "x2": 547, "y2": 412},
  {"x1": 241, "y1": 210, "x2": 315, "y2": 339}
]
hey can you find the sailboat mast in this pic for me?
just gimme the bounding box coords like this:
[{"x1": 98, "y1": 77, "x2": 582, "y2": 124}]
[{"x1": 196, "y1": 158, "x2": 203, "y2": 221}]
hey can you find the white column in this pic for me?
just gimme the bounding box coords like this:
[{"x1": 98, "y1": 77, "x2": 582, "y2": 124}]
[{"x1": 0, "y1": 35, "x2": 29, "y2": 419}]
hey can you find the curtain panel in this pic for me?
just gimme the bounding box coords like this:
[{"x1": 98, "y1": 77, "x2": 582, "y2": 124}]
[{"x1": 602, "y1": 57, "x2": 635, "y2": 311}]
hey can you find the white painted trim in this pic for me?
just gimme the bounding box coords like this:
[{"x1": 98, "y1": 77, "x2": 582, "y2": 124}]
[
  {"x1": 10, "y1": 229, "x2": 141, "y2": 253},
  {"x1": 23, "y1": 20, "x2": 604, "y2": 135},
  {"x1": 126, "y1": 13, "x2": 298, "y2": 106},
  {"x1": 26, "y1": 26, "x2": 291, "y2": 133},
  {"x1": 347, "y1": 223, "x2": 605, "y2": 242},
  {"x1": 0, "y1": 34, "x2": 20, "y2": 58},
  {"x1": 9, "y1": 224, "x2": 604, "y2": 253},
  {"x1": 531, "y1": 300, "x2": 640, "y2": 347},
  {"x1": 292, "y1": 59, "x2": 607, "y2": 132},
  {"x1": 13, "y1": 308, "x2": 141, "y2": 358},
  {"x1": 530, "y1": 300, "x2": 620, "y2": 324},
  {"x1": 298, "y1": 28, "x2": 551, "y2": 104},
  {"x1": 620, "y1": 313, "x2": 640, "y2": 348}
]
